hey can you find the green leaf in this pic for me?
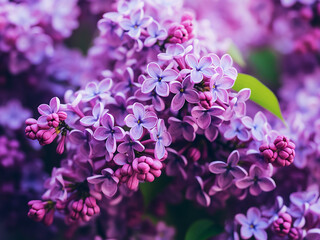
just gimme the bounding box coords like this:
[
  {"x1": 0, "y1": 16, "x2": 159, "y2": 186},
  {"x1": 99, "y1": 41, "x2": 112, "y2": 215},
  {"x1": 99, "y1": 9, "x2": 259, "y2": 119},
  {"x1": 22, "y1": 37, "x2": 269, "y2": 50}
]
[
  {"x1": 228, "y1": 43, "x2": 246, "y2": 67},
  {"x1": 185, "y1": 219, "x2": 220, "y2": 240},
  {"x1": 248, "y1": 49, "x2": 280, "y2": 88},
  {"x1": 140, "y1": 175, "x2": 170, "y2": 208},
  {"x1": 233, "y1": 73, "x2": 285, "y2": 123}
]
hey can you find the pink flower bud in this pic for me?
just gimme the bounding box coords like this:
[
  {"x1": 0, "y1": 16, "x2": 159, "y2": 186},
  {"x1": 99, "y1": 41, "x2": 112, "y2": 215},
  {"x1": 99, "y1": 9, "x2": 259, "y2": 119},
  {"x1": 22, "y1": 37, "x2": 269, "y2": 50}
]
[
  {"x1": 132, "y1": 156, "x2": 162, "y2": 182},
  {"x1": 168, "y1": 23, "x2": 189, "y2": 44},
  {"x1": 27, "y1": 200, "x2": 46, "y2": 222},
  {"x1": 25, "y1": 118, "x2": 40, "y2": 140},
  {"x1": 37, "y1": 128, "x2": 57, "y2": 145},
  {"x1": 127, "y1": 175, "x2": 139, "y2": 190},
  {"x1": 57, "y1": 111, "x2": 68, "y2": 121},
  {"x1": 56, "y1": 135, "x2": 66, "y2": 154},
  {"x1": 274, "y1": 136, "x2": 290, "y2": 149},
  {"x1": 188, "y1": 147, "x2": 201, "y2": 162},
  {"x1": 273, "y1": 213, "x2": 292, "y2": 237},
  {"x1": 27, "y1": 200, "x2": 55, "y2": 226},
  {"x1": 199, "y1": 91, "x2": 213, "y2": 109},
  {"x1": 47, "y1": 113, "x2": 60, "y2": 128},
  {"x1": 274, "y1": 136, "x2": 295, "y2": 167},
  {"x1": 43, "y1": 208, "x2": 55, "y2": 226},
  {"x1": 259, "y1": 143, "x2": 277, "y2": 164},
  {"x1": 288, "y1": 227, "x2": 300, "y2": 240}
]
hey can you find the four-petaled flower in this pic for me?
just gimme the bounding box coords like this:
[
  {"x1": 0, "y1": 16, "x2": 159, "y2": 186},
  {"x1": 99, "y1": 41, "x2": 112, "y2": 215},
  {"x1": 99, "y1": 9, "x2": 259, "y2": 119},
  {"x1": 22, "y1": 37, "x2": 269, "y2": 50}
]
[
  {"x1": 119, "y1": 8, "x2": 152, "y2": 39},
  {"x1": 170, "y1": 76, "x2": 199, "y2": 111},
  {"x1": 168, "y1": 116, "x2": 198, "y2": 142},
  {"x1": 87, "y1": 168, "x2": 119, "y2": 198},
  {"x1": 210, "y1": 53, "x2": 238, "y2": 79},
  {"x1": 141, "y1": 62, "x2": 178, "y2": 97},
  {"x1": 242, "y1": 111, "x2": 267, "y2": 141},
  {"x1": 125, "y1": 102, "x2": 158, "y2": 140},
  {"x1": 150, "y1": 119, "x2": 172, "y2": 159},
  {"x1": 186, "y1": 176, "x2": 211, "y2": 207},
  {"x1": 117, "y1": 133, "x2": 145, "y2": 160},
  {"x1": 210, "y1": 67, "x2": 235, "y2": 103},
  {"x1": 38, "y1": 97, "x2": 60, "y2": 117},
  {"x1": 235, "y1": 207, "x2": 268, "y2": 240},
  {"x1": 224, "y1": 118, "x2": 250, "y2": 142},
  {"x1": 144, "y1": 21, "x2": 167, "y2": 47},
  {"x1": 209, "y1": 150, "x2": 247, "y2": 189},
  {"x1": 191, "y1": 105, "x2": 225, "y2": 129},
  {"x1": 236, "y1": 165, "x2": 276, "y2": 196},
  {"x1": 185, "y1": 54, "x2": 215, "y2": 83},
  {"x1": 82, "y1": 78, "x2": 112, "y2": 102},
  {"x1": 93, "y1": 113, "x2": 125, "y2": 153},
  {"x1": 158, "y1": 44, "x2": 192, "y2": 61},
  {"x1": 69, "y1": 129, "x2": 94, "y2": 157},
  {"x1": 80, "y1": 102, "x2": 104, "y2": 128}
]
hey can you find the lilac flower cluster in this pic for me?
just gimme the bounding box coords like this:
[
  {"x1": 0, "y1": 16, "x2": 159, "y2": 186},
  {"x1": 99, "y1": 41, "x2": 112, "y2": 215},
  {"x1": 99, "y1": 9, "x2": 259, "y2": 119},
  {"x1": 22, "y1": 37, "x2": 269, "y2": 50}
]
[
  {"x1": 2, "y1": 0, "x2": 320, "y2": 239},
  {"x1": 22, "y1": 1, "x2": 298, "y2": 239},
  {"x1": 219, "y1": 187, "x2": 320, "y2": 240}
]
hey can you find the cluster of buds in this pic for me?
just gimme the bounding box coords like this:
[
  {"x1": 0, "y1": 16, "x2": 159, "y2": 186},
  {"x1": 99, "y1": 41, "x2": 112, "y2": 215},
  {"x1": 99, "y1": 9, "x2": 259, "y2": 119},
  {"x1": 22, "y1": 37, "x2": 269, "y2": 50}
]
[
  {"x1": 273, "y1": 213, "x2": 292, "y2": 237},
  {"x1": 259, "y1": 136, "x2": 295, "y2": 167},
  {"x1": 168, "y1": 13, "x2": 194, "y2": 44},
  {"x1": 198, "y1": 91, "x2": 213, "y2": 109},
  {"x1": 68, "y1": 196, "x2": 100, "y2": 222},
  {"x1": 25, "y1": 110, "x2": 69, "y2": 154},
  {"x1": 27, "y1": 200, "x2": 55, "y2": 226},
  {"x1": 272, "y1": 213, "x2": 300, "y2": 239},
  {"x1": 116, "y1": 156, "x2": 163, "y2": 190}
]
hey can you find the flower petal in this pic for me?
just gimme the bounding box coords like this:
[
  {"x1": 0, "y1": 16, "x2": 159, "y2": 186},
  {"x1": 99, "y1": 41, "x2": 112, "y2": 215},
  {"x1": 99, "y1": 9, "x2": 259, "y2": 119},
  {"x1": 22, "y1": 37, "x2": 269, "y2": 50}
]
[
  {"x1": 190, "y1": 69, "x2": 203, "y2": 83},
  {"x1": 133, "y1": 102, "x2": 145, "y2": 119},
  {"x1": 156, "y1": 81, "x2": 169, "y2": 97},
  {"x1": 185, "y1": 54, "x2": 198, "y2": 68},
  {"x1": 106, "y1": 135, "x2": 116, "y2": 153},
  {"x1": 94, "y1": 127, "x2": 110, "y2": 141},
  {"x1": 258, "y1": 177, "x2": 276, "y2": 192},
  {"x1": 171, "y1": 93, "x2": 185, "y2": 111},
  {"x1": 147, "y1": 62, "x2": 162, "y2": 79},
  {"x1": 130, "y1": 124, "x2": 143, "y2": 140},
  {"x1": 220, "y1": 54, "x2": 233, "y2": 71},
  {"x1": 184, "y1": 90, "x2": 199, "y2": 103},
  {"x1": 141, "y1": 78, "x2": 157, "y2": 93},
  {"x1": 198, "y1": 56, "x2": 213, "y2": 69},
  {"x1": 142, "y1": 116, "x2": 157, "y2": 129},
  {"x1": 236, "y1": 178, "x2": 253, "y2": 189},
  {"x1": 38, "y1": 104, "x2": 51, "y2": 116},
  {"x1": 162, "y1": 69, "x2": 178, "y2": 82},
  {"x1": 49, "y1": 97, "x2": 60, "y2": 113},
  {"x1": 101, "y1": 178, "x2": 117, "y2": 198},
  {"x1": 208, "y1": 161, "x2": 227, "y2": 174}
]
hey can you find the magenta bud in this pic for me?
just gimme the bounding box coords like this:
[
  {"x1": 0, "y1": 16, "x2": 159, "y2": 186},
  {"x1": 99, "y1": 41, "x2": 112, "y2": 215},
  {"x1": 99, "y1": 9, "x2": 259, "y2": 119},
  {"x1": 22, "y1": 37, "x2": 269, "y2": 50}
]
[
  {"x1": 28, "y1": 200, "x2": 46, "y2": 222},
  {"x1": 168, "y1": 23, "x2": 189, "y2": 44},
  {"x1": 273, "y1": 213, "x2": 292, "y2": 237},
  {"x1": 188, "y1": 147, "x2": 201, "y2": 162},
  {"x1": 43, "y1": 208, "x2": 55, "y2": 226},
  {"x1": 274, "y1": 136, "x2": 289, "y2": 149},
  {"x1": 199, "y1": 91, "x2": 213, "y2": 109},
  {"x1": 56, "y1": 135, "x2": 66, "y2": 154},
  {"x1": 26, "y1": 118, "x2": 37, "y2": 125},
  {"x1": 259, "y1": 143, "x2": 277, "y2": 164},
  {"x1": 57, "y1": 111, "x2": 68, "y2": 121},
  {"x1": 47, "y1": 113, "x2": 60, "y2": 128},
  {"x1": 37, "y1": 128, "x2": 57, "y2": 145},
  {"x1": 127, "y1": 175, "x2": 139, "y2": 190},
  {"x1": 288, "y1": 227, "x2": 299, "y2": 240}
]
